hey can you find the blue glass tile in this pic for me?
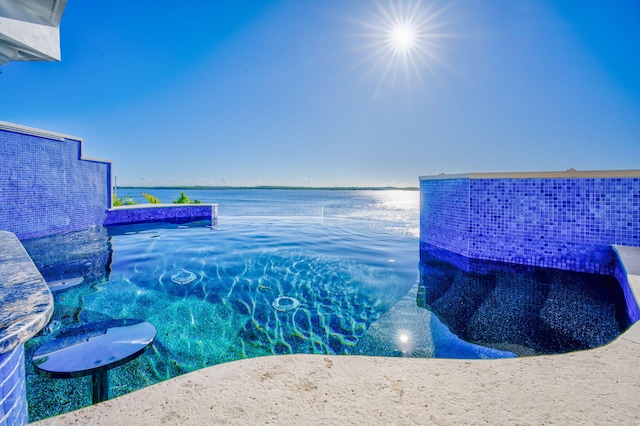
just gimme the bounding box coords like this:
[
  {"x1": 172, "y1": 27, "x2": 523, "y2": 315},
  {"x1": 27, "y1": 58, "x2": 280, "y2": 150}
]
[
  {"x1": 0, "y1": 129, "x2": 111, "y2": 240},
  {"x1": 421, "y1": 176, "x2": 640, "y2": 274},
  {"x1": 0, "y1": 346, "x2": 27, "y2": 426}
]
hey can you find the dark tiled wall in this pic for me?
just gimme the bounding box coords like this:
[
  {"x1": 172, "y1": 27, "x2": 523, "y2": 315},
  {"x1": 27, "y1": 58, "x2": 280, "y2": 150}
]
[
  {"x1": 420, "y1": 176, "x2": 640, "y2": 274},
  {"x1": 0, "y1": 128, "x2": 111, "y2": 240}
]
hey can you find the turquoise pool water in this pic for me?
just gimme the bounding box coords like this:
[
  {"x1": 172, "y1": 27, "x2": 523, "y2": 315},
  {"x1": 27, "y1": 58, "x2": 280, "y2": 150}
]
[
  {"x1": 24, "y1": 215, "x2": 513, "y2": 421},
  {"x1": 20, "y1": 190, "x2": 629, "y2": 421}
]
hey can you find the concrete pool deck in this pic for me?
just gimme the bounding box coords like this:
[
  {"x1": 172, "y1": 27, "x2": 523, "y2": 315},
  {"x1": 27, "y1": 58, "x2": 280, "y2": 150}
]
[
  {"x1": 34, "y1": 324, "x2": 640, "y2": 425},
  {"x1": 35, "y1": 247, "x2": 640, "y2": 426}
]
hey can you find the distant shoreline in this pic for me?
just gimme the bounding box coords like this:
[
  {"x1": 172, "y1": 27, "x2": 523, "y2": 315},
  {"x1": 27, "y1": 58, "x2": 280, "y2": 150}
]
[{"x1": 117, "y1": 186, "x2": 419, "y2": 191}]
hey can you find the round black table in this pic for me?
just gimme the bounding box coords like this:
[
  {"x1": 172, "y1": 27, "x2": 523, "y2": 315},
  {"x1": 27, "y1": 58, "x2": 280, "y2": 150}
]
[{"x1": 32, "y1": 319, "x2": 156, "y2": 404}]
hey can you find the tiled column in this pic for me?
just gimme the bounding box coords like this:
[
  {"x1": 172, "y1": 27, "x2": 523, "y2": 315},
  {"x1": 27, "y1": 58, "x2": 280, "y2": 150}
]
[{"x1": 0, "y1": 345, "x2": 27, "y2": 426}]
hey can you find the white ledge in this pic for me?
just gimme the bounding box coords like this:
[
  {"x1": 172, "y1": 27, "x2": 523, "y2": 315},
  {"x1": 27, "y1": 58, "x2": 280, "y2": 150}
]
[{"x1": 420, "y1": 169, "x2": 640, "y2": 180}]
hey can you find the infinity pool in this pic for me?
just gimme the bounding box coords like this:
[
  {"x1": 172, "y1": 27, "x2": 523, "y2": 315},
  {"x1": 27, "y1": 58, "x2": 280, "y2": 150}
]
[
  {"x1": 22, "y1": 215, "x2": 628, "y2": 421},
  {"x1": 21, "y1": 217, "x2": 427, "y2": 420}
]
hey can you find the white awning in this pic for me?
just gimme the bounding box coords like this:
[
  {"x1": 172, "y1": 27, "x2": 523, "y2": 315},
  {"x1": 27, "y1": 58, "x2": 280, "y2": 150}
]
[{"x1": 0, "y1": 0, "x2": 67, "y2": 65}]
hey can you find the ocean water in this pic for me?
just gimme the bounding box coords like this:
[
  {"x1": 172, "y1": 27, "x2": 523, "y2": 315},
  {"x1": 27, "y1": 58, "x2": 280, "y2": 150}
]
[
  {"x1": 117, "y1": 188, "x2": 420, "y2": 235},
  {"x1": 22, "y1": 189, "x2": 628, "y2": 421}
]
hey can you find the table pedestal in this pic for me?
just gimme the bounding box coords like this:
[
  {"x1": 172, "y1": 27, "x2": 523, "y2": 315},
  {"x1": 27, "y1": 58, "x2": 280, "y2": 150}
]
[
  {"x1": 32, "y1": 319, "x2": 156, "y2": 405},
  {"x1": 92, "y1": 368, "x2": 110, "y2": 404}
]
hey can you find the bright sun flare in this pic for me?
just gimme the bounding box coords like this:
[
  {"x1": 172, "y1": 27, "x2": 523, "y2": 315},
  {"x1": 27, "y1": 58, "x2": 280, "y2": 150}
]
[
  {"x1": 354, "y1": 0, "x2": 455, "y2": 91},
  {"x1": 389, "y1": 23, "x2": 416, "y2": 53}
]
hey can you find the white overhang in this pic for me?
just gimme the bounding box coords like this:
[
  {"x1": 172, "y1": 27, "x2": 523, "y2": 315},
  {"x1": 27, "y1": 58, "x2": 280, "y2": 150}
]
[{"x1": 0, "y1": 0, "x2": 67, "y2": 65}]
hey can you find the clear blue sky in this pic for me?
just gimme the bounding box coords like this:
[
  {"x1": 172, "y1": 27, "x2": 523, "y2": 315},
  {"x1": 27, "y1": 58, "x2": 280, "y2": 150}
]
[{"x1": 1, "y1": 0, "x2": 639, "y2": 187}]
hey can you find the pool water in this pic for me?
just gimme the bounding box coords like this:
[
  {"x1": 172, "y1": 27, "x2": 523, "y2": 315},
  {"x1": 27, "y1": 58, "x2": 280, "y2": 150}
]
[
  {"x1": 23, "y1": 216, "x2": 460, "y2": 421},
  {"x1": 21, "y1": 208, "x2": 630, "y2": 421}
]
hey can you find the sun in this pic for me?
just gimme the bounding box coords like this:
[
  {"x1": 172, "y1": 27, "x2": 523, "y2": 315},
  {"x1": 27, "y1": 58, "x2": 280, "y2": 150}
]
[
  {"x1": 352, "y1": 0, "x2": 455, "y2": 92},
  {"x1": 389, "y1": 23, "x2": 416, "y2": 54}
]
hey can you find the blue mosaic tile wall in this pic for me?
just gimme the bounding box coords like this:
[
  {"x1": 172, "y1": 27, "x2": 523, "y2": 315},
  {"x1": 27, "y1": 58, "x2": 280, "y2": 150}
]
[
  {"x1": 420, "y1": 176, "x2": 640, "y2": 274},
  {"x1": 0, "y1": 345, "x2": 27, "y2": 426},
  {"x1": 104, "y1": 205, "x2": 218, "y2": 226},
  {"x1": 0, "y1": 128, "x2": 111, "y2": 240},
  {"x1": 420, "y1": 178, "x2": 470, "y2": 257}
]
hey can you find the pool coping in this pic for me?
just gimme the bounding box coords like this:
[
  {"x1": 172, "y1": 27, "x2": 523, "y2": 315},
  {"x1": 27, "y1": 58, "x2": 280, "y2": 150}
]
[
  {"x1": 419, "y1": 169, "x2": 640, "y2": 180},
  {"x1": 32, "y1": 245, "x2": 640, "y2": 425}
]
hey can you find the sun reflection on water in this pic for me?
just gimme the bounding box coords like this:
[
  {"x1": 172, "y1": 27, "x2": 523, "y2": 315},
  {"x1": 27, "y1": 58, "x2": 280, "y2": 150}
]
[{"x1": 396, "y1": 329, "x2": 415, "y2": 355}]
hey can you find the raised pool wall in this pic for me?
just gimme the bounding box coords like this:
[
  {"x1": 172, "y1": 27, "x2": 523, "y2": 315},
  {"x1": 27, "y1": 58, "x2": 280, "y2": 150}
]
[
  {"x1": 0, "y1": 122, "x2": 112, "y2": 240},
  {"x1": 105, "y1": 204, "x2": 218, "y2": 227},
  {"x1": 419, "y1": 171, "x2": 640, "y2": 276},
  {"x1": 0, "y1": 121, "x2": 219, "y2": 236}
]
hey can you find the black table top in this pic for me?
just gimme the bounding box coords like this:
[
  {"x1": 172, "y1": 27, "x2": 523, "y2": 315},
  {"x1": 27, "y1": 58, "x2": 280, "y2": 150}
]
[{"x1": 33, "y1": 319, "x2": 156, "y2": 378}]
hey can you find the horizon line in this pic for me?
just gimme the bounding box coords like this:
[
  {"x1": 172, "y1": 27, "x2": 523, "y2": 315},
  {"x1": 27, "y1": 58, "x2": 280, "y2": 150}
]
[{"x1": 116, "y1": 185, "x2": 420, "y2": 191}]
